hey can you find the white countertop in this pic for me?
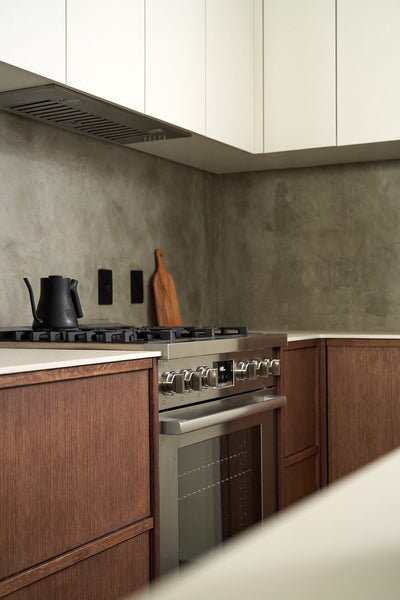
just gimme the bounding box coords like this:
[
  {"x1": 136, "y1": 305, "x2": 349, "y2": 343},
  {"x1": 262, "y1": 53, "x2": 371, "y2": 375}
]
[
  {"x1": 2, "y1": 333, "x2": 400, "y2": 374},
  {"x1": 0, "y1": 348, "x2": 161, "y2": 375},
  {"x1": 138, "y1": 448, "x2": 400, "y2": 600},
  {"x1": 287, "y1": 331, "x2": 400, "y2": 342}
]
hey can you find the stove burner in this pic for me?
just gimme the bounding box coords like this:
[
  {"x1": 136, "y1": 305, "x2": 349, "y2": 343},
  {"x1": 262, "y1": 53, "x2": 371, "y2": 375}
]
[{"x1": 1, "y1": 326, "x2": 249, "y2": 344}]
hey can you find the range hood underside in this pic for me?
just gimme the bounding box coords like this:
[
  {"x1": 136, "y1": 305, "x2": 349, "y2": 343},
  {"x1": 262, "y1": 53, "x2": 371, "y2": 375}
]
[{"x1": 0, "y1": 84, "x2": 190, "y2": 145}]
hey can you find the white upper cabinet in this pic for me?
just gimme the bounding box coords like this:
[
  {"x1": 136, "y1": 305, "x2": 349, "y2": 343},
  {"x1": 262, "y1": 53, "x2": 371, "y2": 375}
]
[
  {"x1": 145, "y1": 0, "x2": 205, "y2": 134},
  {"x1": 337, "y1": 0, "x2": 400, "y2": 146},
  {"x1": 67, "y1": 0, "x2": 145, "y2": 112},
  {"x1": 206, "y1": 0, "x2": 263, "y2": 153},
  {"x1": 264, "y1": 0, "x2": 336, "y2": 153},
  {"x1": 0, "y1": 0, "x2": 65, "y2": 81}
]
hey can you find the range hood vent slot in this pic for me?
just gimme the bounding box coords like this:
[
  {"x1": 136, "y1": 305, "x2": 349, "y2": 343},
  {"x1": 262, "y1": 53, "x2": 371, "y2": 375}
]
[{"x1": 0, "y1": 84, "x2": 190, "y2": 145}]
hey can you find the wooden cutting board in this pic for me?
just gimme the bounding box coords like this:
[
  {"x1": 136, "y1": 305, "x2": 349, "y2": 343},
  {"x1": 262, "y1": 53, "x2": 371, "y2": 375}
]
[{"x1": 152, "y1": 249, "x2": 182, "y2": 327}]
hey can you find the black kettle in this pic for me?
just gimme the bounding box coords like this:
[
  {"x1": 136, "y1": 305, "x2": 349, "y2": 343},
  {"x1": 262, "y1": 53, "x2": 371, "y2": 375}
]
[{"x1": 24, "y1": 275, "x2": 84, "y2": 330}]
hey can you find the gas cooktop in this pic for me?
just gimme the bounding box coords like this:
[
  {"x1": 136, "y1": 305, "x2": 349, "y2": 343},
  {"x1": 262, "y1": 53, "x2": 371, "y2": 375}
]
[
  {"x1": 0, "y1": 326, "x2": 287, "y2": 360},
  {"x1": 0, "y1": 325, "x2": 249, "y2": 344}
]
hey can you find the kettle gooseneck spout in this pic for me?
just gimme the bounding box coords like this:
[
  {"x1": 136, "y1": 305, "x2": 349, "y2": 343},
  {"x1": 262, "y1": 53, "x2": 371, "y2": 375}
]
[{"x1": 23, "y1": 277, "x2": 44, "y2": 326}]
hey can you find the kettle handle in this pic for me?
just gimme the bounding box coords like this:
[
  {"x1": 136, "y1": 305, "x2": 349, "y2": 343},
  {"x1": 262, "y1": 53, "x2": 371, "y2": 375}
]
[
  {"x1": 23, "y1": 277, "x2": 43, "y2": 326},
  {"x1": 70, "y1": 279, "x2": 83, "y2": 319}
]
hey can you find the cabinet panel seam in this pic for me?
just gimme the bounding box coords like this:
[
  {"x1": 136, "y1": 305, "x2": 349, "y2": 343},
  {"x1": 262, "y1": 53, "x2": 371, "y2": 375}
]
[{"x1": 0, "y1": 518, "x2": 154, "y2": 598}]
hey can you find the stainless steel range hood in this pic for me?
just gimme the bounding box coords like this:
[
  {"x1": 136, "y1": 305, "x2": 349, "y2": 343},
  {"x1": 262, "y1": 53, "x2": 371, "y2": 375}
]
[{"x1": 0, "y1": 84, "x2": 191, "y2": 145}]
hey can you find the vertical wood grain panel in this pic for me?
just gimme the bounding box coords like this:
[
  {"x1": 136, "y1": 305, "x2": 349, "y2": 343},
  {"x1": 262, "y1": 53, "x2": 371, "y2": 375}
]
[
  {"x1": 0, "y1": 370, "x2": 150, "y2": 579},
  {"x1": 5, "y1": 534, "x2": 150, "y2": 600},
  {"x1": 149, "y1": 357, "x2": 160, "y2": 578},
  {"x1": 281, "y1": 342, "x2": 318, "y2": 457},
  {"x1": 283, "y1": 454, "x2": 318, "y2": 508},
  {"x1": 280, "y1": 340, "x2": 322, "y2": 508},
  {"x1": 328, "y1": 345, "x2": 400, "y2": 482},
  {"x1": 318, "y1": 339, "x2": 328, "y2": 487}
]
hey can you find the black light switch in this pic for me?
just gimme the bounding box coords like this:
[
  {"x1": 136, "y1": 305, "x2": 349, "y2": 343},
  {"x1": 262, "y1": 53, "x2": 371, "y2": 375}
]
[
  {"x1": 98, "y1": 269, "x2": 113, "y2": 305},
  {"x1": 131, "y1": 270, "x2": 144, "y2": 303}
]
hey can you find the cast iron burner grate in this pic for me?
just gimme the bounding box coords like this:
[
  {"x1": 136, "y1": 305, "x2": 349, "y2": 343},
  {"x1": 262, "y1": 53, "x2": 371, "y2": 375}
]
[{"x1": 0, "y1": 326, "x2": 249, "y2": 344}]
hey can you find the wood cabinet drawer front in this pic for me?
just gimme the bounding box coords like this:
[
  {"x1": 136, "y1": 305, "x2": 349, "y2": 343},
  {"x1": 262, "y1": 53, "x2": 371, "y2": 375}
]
[
  {"x1": 282, "y1": 345, "x2": 318, "y2": 456},
  {"x1": 283, "y1": 454, "x2": 319, "y2": 508},
  {"x1": 5, "y1": 532, "x2": 150, "y2": 600},
  {"x1": 328, "y1": 345, "x2": 400, "y2": 482},
  {"x1": 0, "y1": 370, "x2": 150, "y2": 579}
]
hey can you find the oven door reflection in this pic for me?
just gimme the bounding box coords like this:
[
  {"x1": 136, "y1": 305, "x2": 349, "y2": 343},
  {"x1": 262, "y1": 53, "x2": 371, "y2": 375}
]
[
  {"x1": 178, "y1": 426, "x2": 262, "y2": 566},
  {"x1": 159, "y1": 392, "x2": 285, "y2": 574}
]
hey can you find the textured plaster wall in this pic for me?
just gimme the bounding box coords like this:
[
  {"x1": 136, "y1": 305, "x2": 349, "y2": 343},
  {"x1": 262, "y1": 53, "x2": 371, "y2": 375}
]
[
  {"x1": 0, "y1": 111, "x2": 213, "y2": 327},
  {"x1": 2, "y1": 109, "x2": 400, "y2": 333},
  {"x1": 212, "y1": 162, "x2": 400, "y2": 332}
]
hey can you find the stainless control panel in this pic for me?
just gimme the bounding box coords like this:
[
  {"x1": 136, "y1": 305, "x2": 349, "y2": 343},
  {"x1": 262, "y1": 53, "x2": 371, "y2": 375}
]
[{"x1": 158, "y1": 349, "x2": 280, "y2": 411}]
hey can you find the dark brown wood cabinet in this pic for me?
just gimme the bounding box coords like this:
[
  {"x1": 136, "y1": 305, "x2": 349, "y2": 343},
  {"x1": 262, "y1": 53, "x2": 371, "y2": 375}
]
[
  {"x1": 327, "y1": 339, "x2": 400, "y2": 483},
  {"x1": 279, "y1": 339, "x2": 325, "y2": 508},
  {"x1": 283, "y1": 453, "x2": 320, "y2": 507},
  {"x1": 0, "y1": 358, "x2": 159, "y2": 600},
  {"x1": 279, "y1": 336, "x2": 400, "y2": 505},
  {"x1": 4, "y1": 534, "x2": 150, "y2": 600}
]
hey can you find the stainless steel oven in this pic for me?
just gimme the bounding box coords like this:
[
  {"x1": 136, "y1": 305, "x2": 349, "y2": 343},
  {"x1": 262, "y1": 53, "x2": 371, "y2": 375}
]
[
  {"x1": 156, "y1": 331, "x2": 287, "y2": 575},
  {"x1": 159, "y1": 390, "x2": 285, "y2": 573}
]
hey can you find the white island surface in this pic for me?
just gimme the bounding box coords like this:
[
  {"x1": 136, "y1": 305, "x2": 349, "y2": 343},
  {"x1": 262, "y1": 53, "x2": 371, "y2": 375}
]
[
  {"x1": 287, "y1": 331, "x2": 400, "y2": 342},
  {"x1": 138, "y1": 447, "x2": 400, "y2": 600},
  {"x1": 0, "y1": 348, "x2": 161, "y2": 375}
]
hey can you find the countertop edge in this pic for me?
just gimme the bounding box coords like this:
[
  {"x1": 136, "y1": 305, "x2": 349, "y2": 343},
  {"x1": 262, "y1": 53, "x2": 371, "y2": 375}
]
[
  {"x1": 286, "y1": 332, "x2": 400, "y2": 342},
  {"x1": 0, "y1": 349, "x2": 161, "y2": 375}
]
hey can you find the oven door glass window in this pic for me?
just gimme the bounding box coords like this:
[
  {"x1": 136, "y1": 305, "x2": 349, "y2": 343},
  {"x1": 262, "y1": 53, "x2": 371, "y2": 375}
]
[{"x1": 178, "y1": 426, "x2": 262, "y2": 567}]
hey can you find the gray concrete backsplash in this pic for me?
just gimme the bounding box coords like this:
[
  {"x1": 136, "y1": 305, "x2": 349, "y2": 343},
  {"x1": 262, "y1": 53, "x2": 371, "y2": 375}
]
[
  {"x1": 213, "y1": 161, "x2": 400, "y2": 332},
  {"x1": 0, "y1": 111, "x2": 213, "y2": 328},
  {"x1": 2, "y1": 109, "x2": 400, "y2": 332}
]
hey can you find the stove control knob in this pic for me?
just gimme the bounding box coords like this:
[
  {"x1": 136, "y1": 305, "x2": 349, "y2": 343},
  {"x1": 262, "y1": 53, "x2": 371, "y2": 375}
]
[
  {"x1": 235, "y1": 361, "x2": 257, "y2": 381},
  {"x1": 160, "y1": 371, "x2": 185, "y2": 395},
  {"x1": 269, "y1": 359, "x2": 281, "y2": 376},
  {"x1": 247, "y1": 361, "x2": 257, "y2": 380},
  {"x1": 207, "y1": 368, "x2": 219, "y2": 388},
  {"x1": 235, "y1": 361, "x2": 247, "y2": 380},
  {"x1": 256, "y1": 359, "x2": 271, "y2": 378},
  {"x1": 196, "y1": 366, "x2": 218, "y2": 388},
  {"x1": 181, "y1": 369, "x2": 202, "y2": 392}
]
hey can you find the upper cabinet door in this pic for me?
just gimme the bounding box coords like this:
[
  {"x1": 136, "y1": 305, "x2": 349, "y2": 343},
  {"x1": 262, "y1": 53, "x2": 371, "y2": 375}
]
[
  {"x1": 67, "y1": 0, "x2": 145, "y2": 112},
  {"x1": 264, "y1": 0, "x2": 336, "y2": 152},
  {"x1": 337, "y1": 0, "x2": 400, "y2": 146},
  {"x1": 0, "y1": 0, "x2": 65, "y2": 81},
  {"x1": 206, "y1": 0, "x2": 263, "y2": 153},
  {"x1": 145, "y1": 0, "x2": 205, "y2": 134}
]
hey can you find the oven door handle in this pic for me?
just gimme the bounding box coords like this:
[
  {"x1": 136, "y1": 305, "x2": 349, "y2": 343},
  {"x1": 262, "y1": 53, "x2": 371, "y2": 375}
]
[{"x1": 159, "y1": 391, "x2": 286, "y2": 435}]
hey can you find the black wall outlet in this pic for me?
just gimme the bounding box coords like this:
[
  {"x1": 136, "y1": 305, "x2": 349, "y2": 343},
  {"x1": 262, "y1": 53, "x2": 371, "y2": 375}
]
[
  {"x1": 98, "y1": 269, "x2": 113, "y2": 304},
  {"x1": 131, "y1": 270, "x2": 144, "y2": 303}
]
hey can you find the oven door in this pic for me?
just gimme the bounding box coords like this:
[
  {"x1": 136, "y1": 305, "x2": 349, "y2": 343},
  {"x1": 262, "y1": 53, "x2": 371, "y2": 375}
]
[{"x1": 159, "y1": 391, "x2": 286, "y2": 574}]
